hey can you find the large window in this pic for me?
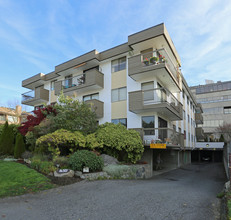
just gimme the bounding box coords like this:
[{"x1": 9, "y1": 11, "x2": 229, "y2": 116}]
[
  {"x1": 196, "y1": 82, "x2": 231, "y2": 94},
  {"x1": 111, "y1": 118, "x2": 127, "y2": 127},
  {"x1": 83, "y1": 93, "x2": 99, "y2": 101},
  {"x1": 111, "y1": 57, "x2": 126, "y2": 73},
  {"x1": 224, "y1": 106, "x2": 231, "y2": 114},
  {"x1": 142, "y1": 116, "x2": 155, "y2": 135},
  {"x1": 111, "y1": 87, "x2": 127, "y2": 102}
]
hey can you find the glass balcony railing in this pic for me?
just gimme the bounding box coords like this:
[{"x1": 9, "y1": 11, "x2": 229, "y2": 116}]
[
  {"x1": 143, "y1": 88, "x2": 181, "y2": 112},
  {"x1": 142, "y1": 128, "x2": 183, "y2": 146},
  {"x1": 141, "y1": 48, "x2": 180, "y2": 83},
  {"x1": 62, "y1": 74, "x2": 85, "y2": 89},
  {"x1": 22, "y1": 90, "x2": 35, "y2": 102}
]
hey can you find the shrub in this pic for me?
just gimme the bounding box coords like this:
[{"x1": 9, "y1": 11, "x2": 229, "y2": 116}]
[
  {"x1": 36, "y1": 129, "x2": 86, "y2": 156},
  {"x1": 85, "y1": 133, "x2": 103, "y2": 150},
  {"x1": 0, "y1": 121, "x2": 15, "y2": 155},
  {"x1": 14, "y1": 133, "x2": 26, "y2": 158},
  {"x1": 69, "y1": 150, "x2": 104, "y2": 172},
  {"x1": 21, "y1": 151, "x2": 33, "y2": 159},
  {"x1": 30, "y1": 160, "x2": 56, "y2": 175},
  {"x1": 96, "y1": 123, "x2": 144, "y2": 163},
  {"x1": 53, "y1": 156, "x2": 69, "y2": 168}
]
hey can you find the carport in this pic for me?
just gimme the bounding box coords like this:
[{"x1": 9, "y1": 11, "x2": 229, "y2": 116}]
[{"x1": 191, "y1": 142, "x2": 224, "y2": 163}]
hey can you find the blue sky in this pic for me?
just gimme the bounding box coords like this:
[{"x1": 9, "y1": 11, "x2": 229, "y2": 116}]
[{"x1": 0, "y1": 0, "x2": 231, "y2": 110}]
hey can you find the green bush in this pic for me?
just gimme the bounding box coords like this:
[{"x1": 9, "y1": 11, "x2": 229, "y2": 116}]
[
  {"x1": 0, "y1": 121, "x2": 15, "y2": 155},
  {"x1": 35, "y1": 129, "x2": 86, "y2": 156},
  {"x1": 85, "y1": 133, "x2": 103, "y2": 150},
  {"x1": 96, "y1": 123, "x2": 144, "y2": 163},
  {"x1": 53, "y1": 156, "x2": 69, "y2": 168},
  {"x1": 30, "y1": 160, "x2": 56, "y2": 175},
  {"x1": 14, "y1": 133, "x2": 26, "y2": 158},
  {"x1": 69, "y1": 150, "x2": 104, "y2": 172}
]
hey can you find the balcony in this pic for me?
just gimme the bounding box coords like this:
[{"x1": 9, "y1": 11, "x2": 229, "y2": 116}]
[
  {"x1": 22, "y1": 87, "x2": 49, "y2": 106},
  {"x1": 196, "y1": 127, "x2": 204, "y2": 140},
  {"x1": 195, "y1": 113, "x2": 203, "y2": 124},
  {"x1": 55, "y1": 68, "x2": 104, "y2": 96},
  {"x1": 129, "y1": 88, "x2": 183, "y2": 121},
  {"x1": 128, "y1": 48, "x2": 181, "y2": 92},
  {"x1": 132, "y1": 128, "x2": 184, "y2": 148},
  {"x1": 22, "y1": 73, "x2": 46, "y2": 89},
  {"x1": 85, "y1": 99, "x2": 104, "y2": 118}
]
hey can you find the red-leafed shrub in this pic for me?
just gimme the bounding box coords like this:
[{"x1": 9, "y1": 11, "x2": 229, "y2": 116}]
[{"x1": 18, "y1": 106, "x2": 57, "y2": 136}]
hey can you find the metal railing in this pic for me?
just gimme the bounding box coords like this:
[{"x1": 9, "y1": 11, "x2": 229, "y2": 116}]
[
  {"x1": 22, "y1": 90, "x2": 35, "y2": 102},
  {"x1": 141, "y1": 48, "x2": 180, "y2": 83},
  {"x1": 62, "y1": 74, "x2": 85, "y2": 89}
]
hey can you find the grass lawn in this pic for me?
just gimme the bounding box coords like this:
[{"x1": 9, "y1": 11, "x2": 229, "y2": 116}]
[{"x1": 0, "y1": 160, "x2": 55, "y2": 198}]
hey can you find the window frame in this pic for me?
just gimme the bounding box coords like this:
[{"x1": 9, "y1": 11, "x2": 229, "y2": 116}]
[
  {"x1": 111, "y1": 87, "x2": 127, "y2": 102},
  {"x1": 111, "y1": 57, "x2": 126, "y2": 73}
]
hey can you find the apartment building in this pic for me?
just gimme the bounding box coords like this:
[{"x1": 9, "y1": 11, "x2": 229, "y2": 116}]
[
  {"x1": 22, "y1": 23, "x2": 197, "y2": 173},
  {"x1": 0, "y1": 105, "x2": 28, "y2": 125},
  {"x1": 190, "y1": 80, "x2": 231, "y2": 141}
]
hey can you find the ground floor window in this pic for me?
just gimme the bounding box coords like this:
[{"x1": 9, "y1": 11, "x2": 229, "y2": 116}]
[
  {"x1": 111, "y1": 118, "x2": 127, "y2": 127},
  {"x1": 142, "y1": 116, "x2": 155, "y2": 135}
]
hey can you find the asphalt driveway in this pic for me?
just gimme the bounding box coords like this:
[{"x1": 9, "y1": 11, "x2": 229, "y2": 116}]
[{"x1": 0, "y1": 163, "x2": 227, "y2": 220}]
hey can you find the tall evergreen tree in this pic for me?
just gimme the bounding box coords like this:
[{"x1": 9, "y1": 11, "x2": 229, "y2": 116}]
[
  {"x1": 0, "y1": 121, "x2": 15, "y2": 155},
  {"x1": 14, "y1": 133, "x2": 26, "y2": 158},
  {"x1": 0, "y1": 121, "x2": 8, "y2": 154}
]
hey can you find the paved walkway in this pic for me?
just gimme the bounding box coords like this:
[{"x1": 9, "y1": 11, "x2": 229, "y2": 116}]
[{"x1": 0, "y1": 163, "x2": 227, "y2": 220}]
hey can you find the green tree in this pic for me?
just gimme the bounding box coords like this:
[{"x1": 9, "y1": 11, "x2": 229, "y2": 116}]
[
  {"x1": 0, "y1": 121, "x2": 14, "y2": 155},
  {"x1": 14, "y1": 133, "x2": 26, "y2": 158},
  {"x1": 48, "y1": 92, "x2": 98, "y2": 134}
]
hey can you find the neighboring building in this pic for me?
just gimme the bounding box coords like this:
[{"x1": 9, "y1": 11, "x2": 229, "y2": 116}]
[
  {"x1": 0, "y1": 105, "x2": 28, "y2": 125},
  {"x1": 22, "y1": 23, "x2": 198, "y2": 175},
  {"x1": 190, "y1": 80, "x2": 231, "y2": 141}
]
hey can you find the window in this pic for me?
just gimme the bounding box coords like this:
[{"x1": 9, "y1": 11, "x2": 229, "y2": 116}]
[
  {"x1": 64, "y1": 75, "x2": 72, "y2": 88},
  {"x1": 51, "y1": 80, "x2": 56, "y2": 91},
  {"x1": 184, "y1": 130, "x2": 186, "y2": 139},
  {"x1": 142, "y1": 116, "x2": 155, "y2": 135},
  {"x1": 183, "y1": 110, "x2": 186, "y2": 119},
  {"x1": 0, "y1": 114, "x2": 6, "y2": 121},
  {"x1": 224, "y1": 106, "x2": 231, "y2": 114},
  {"x1": 111, "y1": 118, "x2": 127, "y2": 127},
  {"x1": 111, "y1": 57, "x2": 126, "y2": 72},
  {"x1": 83, "y1": 93, "x2": 99, "y2": 101},
  {"x1": 8, "y1": 115, "x2": 18, "y2": 123},
  {"x1": 111, "y1": 87, "x2": 127, "y2": 102}
]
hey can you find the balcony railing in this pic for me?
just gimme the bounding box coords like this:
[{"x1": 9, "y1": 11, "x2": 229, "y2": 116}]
[
  {"x1": 129, "y1": 88, "x2": 183, "y2": 120},
  {"x1": 141, "y1": 48, "x2": 180, "y2": 83},
  {"x1": 22, "y1": 90, "x2": 35, "y2": 102},
  {"x1": 62, "y1": 74, "x2": 85, "y2": 89},
  {"x1": 132, "y1": 128, "x2": 183, "y2": 147},
  {"x1": 143, "y1": 88, "x2": 180, "y2": 109}
]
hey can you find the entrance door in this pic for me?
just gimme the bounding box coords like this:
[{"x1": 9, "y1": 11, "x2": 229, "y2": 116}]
[{"x1": 158, "y1": 117, "x2": 168, "y2": 142}]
